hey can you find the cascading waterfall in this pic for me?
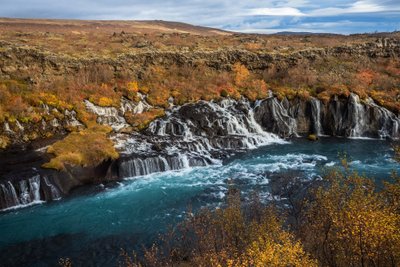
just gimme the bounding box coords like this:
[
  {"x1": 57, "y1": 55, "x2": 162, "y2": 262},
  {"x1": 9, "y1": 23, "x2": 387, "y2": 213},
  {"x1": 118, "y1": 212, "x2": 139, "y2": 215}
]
[
  {"x1": 2, "y1": 94, "x2": 399, "y2": 210},
  {"x1": 255, "y1": 93, "x2": 400, "y2": 139},
  {"x1": 119, "y1": 93, "x2": 399, "y2": 179},
  {"x1": 118, "y1": 98, "x2": 285, "y2": 178},
  {"x1": 0, "y1": 174, "x2": 62, "y2": 210},
  {"x1": 118, "y1": 154, "x2": 210, "y2": 178},
  {"x1": 85, "y1": 97, "x2": 153, "y2": 132},
  {"x1": 42, "y1": 176, "x2": 61, "y2": 200},
  {"x1": 369, "y1": 100, "x2": 400, "y2": 139},
  {"x1": 310, "y1": 98, "x2": 323, "y2": 136},
  {"x1": 0, "y1": 182, "x2": 19, "y2": 208},
  {"x1": 85, "y1": 100, "x2": 128, "y2": 131},
  {"x1": 18, "y1": 175, "x2": 41, "y2": 205},
  {"x1": 348, "y1": 94, "x2": 367, "y2": 137},
  {"x1": 341, "y1": 94, "x2": 400, "y2": 139},
  {"x1": 254, "y1": 97, "x2": 297, "y2": 137}
]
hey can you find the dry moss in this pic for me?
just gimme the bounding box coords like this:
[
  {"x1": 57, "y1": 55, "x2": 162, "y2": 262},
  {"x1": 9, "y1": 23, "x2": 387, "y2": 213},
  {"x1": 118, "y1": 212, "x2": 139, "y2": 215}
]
[{"x1": 42, "y1": 125, "x2": 119, "y2": 170}]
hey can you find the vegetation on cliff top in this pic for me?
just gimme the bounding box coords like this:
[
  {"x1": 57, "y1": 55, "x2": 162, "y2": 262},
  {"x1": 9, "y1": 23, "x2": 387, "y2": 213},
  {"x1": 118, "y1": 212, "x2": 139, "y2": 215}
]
[
  {"x1": 0, "y1": 20, "x2": 399, "y2": 168},
  {"x1": 42, "y1": 124, "x2": 118, "y2": 170}
]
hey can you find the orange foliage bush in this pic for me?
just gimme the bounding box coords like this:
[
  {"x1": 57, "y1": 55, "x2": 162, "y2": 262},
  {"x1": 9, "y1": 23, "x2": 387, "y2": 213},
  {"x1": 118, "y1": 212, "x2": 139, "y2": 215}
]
[{"x1": 233, "y1": 62, "x2": 250, "y2": 87}]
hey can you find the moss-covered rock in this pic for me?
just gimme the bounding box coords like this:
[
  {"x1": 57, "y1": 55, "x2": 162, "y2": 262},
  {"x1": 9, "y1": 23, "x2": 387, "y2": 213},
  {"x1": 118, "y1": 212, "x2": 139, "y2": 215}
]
[{"x1": 42, "y1": 125, "x2": 119, "y2": 171}]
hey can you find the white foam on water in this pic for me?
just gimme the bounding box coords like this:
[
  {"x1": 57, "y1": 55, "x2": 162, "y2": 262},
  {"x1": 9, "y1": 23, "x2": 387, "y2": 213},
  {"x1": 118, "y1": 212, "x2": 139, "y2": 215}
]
[
  {"x1": 348, "y1": 136, "x2": 380, "y2": 140},
  {"x1": 0, "y1": 200, "x2": 45, "y2": 212}
]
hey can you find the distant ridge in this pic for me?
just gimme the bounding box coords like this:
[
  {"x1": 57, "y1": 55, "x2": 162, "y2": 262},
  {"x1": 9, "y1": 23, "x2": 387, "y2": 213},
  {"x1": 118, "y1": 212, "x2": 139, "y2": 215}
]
[{"x1": 0, "y1": 17, "x2": 231, "y2": 36}]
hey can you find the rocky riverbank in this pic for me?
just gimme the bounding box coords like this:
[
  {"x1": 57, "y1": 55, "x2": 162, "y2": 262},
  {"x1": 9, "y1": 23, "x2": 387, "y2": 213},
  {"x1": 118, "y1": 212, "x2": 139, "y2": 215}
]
[{"x1": 1, "y1": 93, "x2": 399, "y2": 210}]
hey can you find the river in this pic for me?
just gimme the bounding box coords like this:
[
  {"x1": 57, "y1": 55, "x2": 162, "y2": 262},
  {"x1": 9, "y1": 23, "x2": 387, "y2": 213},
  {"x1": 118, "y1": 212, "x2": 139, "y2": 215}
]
[{"x1": 0, "y1": 138, "x2": 398, "y2": 266}]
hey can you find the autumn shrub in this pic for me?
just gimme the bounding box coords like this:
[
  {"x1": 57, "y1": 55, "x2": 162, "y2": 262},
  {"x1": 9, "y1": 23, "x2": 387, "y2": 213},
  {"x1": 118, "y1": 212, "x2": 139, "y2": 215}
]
[
  {"x1": 85, "y1": 83, "x2": 121, "y2": 107},
  {"x1": 118, "y1": 81, "x2": 140, "y2": 101},
  {"x1": 369, "y1": 89, "x2": 400, "y2": 113},
  {"x1": 233, "y1": 62, "x2": 250, "y2": 87},
  {"x1": 120, "y1": 187, "x2": 316, "y2": 267},
  {"x1": 116, "y1": 157, "x2": 400, "y2": 267},
  {"x1": 300, "y1": 168, "x2": 400, "y2": 267}
]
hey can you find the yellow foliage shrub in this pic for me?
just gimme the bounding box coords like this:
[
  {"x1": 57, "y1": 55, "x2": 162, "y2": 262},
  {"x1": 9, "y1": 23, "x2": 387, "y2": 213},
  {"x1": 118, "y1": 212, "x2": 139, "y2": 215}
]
[
  {"x1": 302, "y1": 169, "x2": 400, "y2": 267},
  {"x1": 127, "y1": 81, "x2": 139, "y2": 93},
  {"x1": 42, "y1": 125, "x2": 119, "y2": 170},
  {"x1": 97, "y1": 97, "x2": 114, "y2": 107},
  {"x1": 233, "y1": 62, "x2": 250, "y2": 87}
]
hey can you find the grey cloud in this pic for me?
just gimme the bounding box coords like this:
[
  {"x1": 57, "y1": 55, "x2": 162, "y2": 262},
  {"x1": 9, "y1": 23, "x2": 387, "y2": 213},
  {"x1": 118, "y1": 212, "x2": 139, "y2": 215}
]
[{"x1": 0, "y1": 0, "x2": 399, "y2": 33}]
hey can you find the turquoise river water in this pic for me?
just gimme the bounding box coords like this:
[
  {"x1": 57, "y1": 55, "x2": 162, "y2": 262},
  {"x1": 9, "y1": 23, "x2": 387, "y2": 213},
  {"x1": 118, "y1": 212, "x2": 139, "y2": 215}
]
[{"x1": 0, "y1": 138, "x2": 398, "y2": 266}]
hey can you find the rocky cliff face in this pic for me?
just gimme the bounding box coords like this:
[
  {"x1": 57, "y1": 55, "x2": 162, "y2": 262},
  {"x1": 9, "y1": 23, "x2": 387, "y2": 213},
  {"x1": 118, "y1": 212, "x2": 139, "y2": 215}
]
[
  {"x1": 255, "y1": 93, "x2": 400, "y2": 139},
  {"x1": 1, "y1": 93, "x2": 399, "y2": 210}
]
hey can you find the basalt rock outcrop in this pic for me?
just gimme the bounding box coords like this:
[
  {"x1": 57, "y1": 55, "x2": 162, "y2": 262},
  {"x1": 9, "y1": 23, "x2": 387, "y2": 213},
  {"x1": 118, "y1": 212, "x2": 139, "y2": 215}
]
[
  {"x1": 1, "y1": 94, "x2": 400, "y2": 210},
  {"x1": 254, "y1": 93, "x2": 399, "y2": 139},
  {"x1": 0, "y1": 148, "x2": 119, "y2": 211},
  {"x1": 113, "y1": 93, "x2": 400, "y2": 182}
]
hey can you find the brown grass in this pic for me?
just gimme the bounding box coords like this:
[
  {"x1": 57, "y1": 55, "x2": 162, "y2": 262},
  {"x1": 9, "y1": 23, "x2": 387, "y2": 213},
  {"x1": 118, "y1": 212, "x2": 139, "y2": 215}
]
[{"x1": 42, "y1": 124, "x2": 119, "y2": 170}]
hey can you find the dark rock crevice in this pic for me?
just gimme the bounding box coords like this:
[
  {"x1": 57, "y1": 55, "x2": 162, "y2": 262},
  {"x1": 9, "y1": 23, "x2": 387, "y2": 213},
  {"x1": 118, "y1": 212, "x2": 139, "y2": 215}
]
[{"x1": 1, "y1": 94, "x2": 399, "y2": 210}]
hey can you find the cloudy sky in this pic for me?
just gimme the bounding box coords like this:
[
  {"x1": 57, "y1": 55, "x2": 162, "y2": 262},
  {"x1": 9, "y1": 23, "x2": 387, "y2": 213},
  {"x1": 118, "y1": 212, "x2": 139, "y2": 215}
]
[{"x1": 1, "y1": 0, "x2": 400, "y2": 34}]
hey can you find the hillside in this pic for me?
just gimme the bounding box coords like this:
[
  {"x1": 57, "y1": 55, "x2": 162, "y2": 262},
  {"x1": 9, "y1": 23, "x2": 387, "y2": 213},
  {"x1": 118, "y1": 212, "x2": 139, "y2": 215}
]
[
  {"x1": 0, "y1": 18, "x2": 399, "y2": 168},
  {"x1": 0, "y1": 18, "x2": 230, "y2": 35}
]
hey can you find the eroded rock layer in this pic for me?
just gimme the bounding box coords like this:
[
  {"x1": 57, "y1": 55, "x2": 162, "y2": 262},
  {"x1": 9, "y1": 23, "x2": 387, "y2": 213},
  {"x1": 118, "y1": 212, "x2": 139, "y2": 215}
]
[{"x1": 1, "y1": 94, "x2": 399, "y2": 210}]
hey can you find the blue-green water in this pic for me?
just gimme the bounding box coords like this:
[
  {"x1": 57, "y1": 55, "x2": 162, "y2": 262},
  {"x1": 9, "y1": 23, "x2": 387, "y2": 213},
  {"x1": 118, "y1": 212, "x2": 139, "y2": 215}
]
[{"x1": 0, "y1": 138, "x2": 398, "y2": 266}]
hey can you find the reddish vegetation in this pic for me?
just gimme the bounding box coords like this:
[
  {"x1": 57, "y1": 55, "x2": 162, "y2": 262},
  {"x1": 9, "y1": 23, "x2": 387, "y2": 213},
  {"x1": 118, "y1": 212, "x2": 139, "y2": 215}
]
[{"x1": 0, "y1": 18, "x2": 399, "y2": 153}]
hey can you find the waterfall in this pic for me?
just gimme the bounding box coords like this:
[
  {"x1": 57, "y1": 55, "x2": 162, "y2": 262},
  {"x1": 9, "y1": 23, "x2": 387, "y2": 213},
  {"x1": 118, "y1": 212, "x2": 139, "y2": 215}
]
[
  {"x1": 3, "y1": 94, "x2": 399, "y2": 211},
  {"x1": 43, "y1": 176, "x2": 62, "y2": 200},
  {"x1": 85, "y1": 97, "x2": 153, "y2": 131},
  {"x1": 0, "y1": 182, "x2": 20, "y2": 208},
  {"x1": 310, "y1": 98, "x2": 323, "y2": 136},
  {"x1": 118, "y1": 98, "x2": 285, "y2": 179},
  {"x1": 343, "y1": 94, "x2": 400, "y2": 139},
  {"x1": 119, "y1": 154, "x2": 208, "y2": 178},
  {"x1": 85, "y1": 100, "x2": 128, "y2": 131},
  {"x1": 254, "y1": 97, "x2": 297, "y2": 137},
  {"x1": 348, "y1": 94, "x2": 367, "y2": 137},
  {"x1": 369, "y1": 99, "x2": 400, "y2": 139},
  {"x1": 0, "y1": 174, "x2": 62, "y2": 211}
]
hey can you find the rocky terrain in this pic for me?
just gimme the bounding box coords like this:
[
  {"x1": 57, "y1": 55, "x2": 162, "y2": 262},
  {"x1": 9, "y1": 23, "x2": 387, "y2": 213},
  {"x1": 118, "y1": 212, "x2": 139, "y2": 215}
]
[
  {"x1": 1, "y1": 92, "x2": 399, "y2": 210},
  {"x1": 0, "y1": 18, "x2": 399, "y2": 210}
]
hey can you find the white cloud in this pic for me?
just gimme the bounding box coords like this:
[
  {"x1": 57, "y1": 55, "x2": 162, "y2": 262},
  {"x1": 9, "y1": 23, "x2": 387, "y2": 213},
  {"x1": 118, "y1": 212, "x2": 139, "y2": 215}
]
[
  {"x1": 308, "y1": 0, "x2": 400, "y2": 16},
  {"x1": 0, "y1": 0, "x2": 399, "y2": 33},
  {"x1": 248, "y1": 7, "x2": 305, "y2": 16}
]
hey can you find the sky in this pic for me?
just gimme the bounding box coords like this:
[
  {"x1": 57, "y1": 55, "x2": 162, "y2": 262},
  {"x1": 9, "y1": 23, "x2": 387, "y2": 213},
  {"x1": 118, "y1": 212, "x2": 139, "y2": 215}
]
[{"x1": 1, "y1": 0, "x2": 400, "y2": 34}]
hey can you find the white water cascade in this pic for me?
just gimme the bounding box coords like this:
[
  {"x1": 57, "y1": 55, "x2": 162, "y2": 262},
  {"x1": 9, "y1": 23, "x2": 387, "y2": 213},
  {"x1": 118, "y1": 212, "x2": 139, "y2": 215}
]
[
  {"x1": 0, "y1": 175, "x2": 61, "y2": 211},
  {"x1": 118, "y1": 98, "x2": 285, "y2": 178},
  {"x1": 310, "y1": 97, "x2": 323, "y2": 136},
  {"x1": 345, "y1": 94, "x2": 400, "y2": 139}
]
